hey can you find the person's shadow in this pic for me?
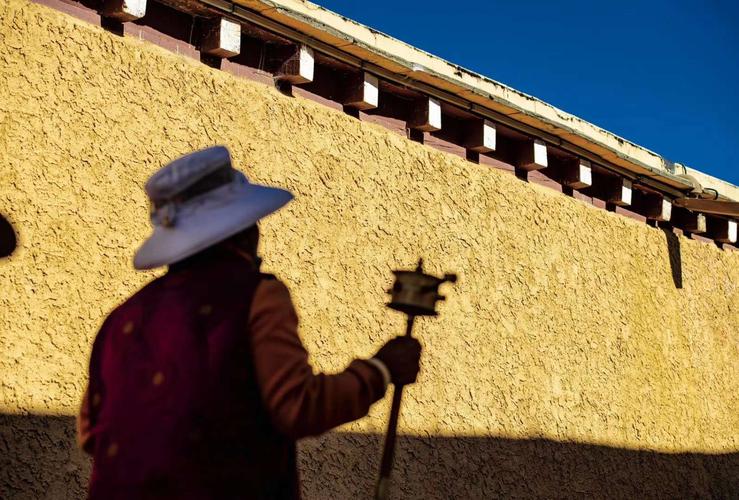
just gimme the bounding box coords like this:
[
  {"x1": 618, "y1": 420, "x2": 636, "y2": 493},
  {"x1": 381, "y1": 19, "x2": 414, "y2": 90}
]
[{"x1": 0, "y1": 214, "x2": 17, "y2": 258}]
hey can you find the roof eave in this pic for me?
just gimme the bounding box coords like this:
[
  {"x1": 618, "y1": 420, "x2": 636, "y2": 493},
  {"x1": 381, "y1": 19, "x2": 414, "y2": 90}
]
[{"x1": 231, "y1": 0, "x2": 738, "y2": 201}]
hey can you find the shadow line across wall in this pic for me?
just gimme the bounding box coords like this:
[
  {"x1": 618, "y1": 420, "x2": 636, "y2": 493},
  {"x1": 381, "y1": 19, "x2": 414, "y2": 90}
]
[{"x1": 1, "y1": 414, "x2": 737, "y2": 499}]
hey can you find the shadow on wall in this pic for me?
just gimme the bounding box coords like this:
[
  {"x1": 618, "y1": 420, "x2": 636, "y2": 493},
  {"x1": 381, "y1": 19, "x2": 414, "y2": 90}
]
[
  {"x1": 300, "y1": 432, "x2": 738, "y2": 499},
  {"x1": 1, "y1": 415, "x2": 737, "y2": 499},
  {"x1": 0, "y1": 214, "x2": 17, "y2": 258},
  {"x1": 0, "y1": 414, "x2": 90, "y2": 499},
  {"x1": 663, "y1": 227, "x2": 683, "y2": 289}
]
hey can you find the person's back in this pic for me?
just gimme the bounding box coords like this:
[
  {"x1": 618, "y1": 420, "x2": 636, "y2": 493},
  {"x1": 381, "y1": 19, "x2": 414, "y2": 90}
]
[
  {"x1": 85, "y1": 252, "x2": 300, "y2": 498},
  {"x1": 79, "y1": 146, "x2": 421, "y2": 499}
]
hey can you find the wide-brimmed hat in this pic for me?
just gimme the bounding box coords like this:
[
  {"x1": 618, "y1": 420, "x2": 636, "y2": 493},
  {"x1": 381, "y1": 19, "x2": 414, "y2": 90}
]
[{"x1": 133, "y1": 146, "x2": 293, "y2": 270}]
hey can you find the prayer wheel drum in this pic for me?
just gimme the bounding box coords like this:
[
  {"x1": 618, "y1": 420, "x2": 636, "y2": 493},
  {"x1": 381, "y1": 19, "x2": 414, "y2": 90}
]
[{"x1": 387, "y1": 259, "x2": 457, "y2": 317}]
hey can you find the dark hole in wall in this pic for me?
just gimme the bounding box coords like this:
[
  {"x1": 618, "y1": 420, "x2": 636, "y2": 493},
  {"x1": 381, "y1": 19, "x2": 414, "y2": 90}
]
[
  {"x1": 199, "y1": 52, "x2": 222, "y2": 69},
  {"x1": 2, "y1": 414, "x2": 737, "y2": 499},
  {"x1": 0, "y1": 214, "x2": 17, "y2": 258},
  {"x1": 100, "y1": 15, "x2": 124, "y2": 36},
  {"x1": 135, "y1": 1, "x2": 195, "y2": 43}
]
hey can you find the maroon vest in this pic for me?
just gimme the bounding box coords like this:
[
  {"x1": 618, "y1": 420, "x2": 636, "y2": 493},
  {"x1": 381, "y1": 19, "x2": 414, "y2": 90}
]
[{"x1": 86, "y1": 254, "x2": 298, "y2": 499}]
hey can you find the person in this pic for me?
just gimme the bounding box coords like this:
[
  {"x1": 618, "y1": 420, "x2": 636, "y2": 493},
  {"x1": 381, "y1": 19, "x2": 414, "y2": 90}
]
[
  {"x1": 77, "y1": 146, "x2": 422, "y2": 499},
  {"x1": 0, "y1": 214, "x2": 16, "y2": 258}
]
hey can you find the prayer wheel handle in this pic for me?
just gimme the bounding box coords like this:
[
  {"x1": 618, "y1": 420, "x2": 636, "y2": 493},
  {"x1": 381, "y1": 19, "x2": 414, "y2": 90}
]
[{"x1": 376, "y1": 259, "x2": 457, "y2": 500}]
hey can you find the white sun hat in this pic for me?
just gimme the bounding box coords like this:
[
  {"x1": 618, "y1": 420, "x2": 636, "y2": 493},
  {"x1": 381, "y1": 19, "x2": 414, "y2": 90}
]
[{"x1": 133, "y1": 146, "x2": 293, "y2": 270}]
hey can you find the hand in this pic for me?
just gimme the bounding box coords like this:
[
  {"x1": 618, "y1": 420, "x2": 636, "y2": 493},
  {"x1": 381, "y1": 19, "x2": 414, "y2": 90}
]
[{"x1": 373, "y1": 336, "x2": 422, "y2": 386}]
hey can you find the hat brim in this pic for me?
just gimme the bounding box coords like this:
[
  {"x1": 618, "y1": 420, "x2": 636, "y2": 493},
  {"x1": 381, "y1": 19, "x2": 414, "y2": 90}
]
[{"x1": 133, "y1": 182, "x2": 293, "y2": 270}]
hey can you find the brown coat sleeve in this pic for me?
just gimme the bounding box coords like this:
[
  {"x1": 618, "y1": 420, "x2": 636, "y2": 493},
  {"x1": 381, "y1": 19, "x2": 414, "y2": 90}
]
[{"x1": 249, "y1": 278, "x2": 386, "y2": 439}]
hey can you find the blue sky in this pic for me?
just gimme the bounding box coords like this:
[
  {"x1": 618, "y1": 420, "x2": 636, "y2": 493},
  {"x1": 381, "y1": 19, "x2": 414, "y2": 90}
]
[{"x1": 315, "y1": 1, "x2": 739, "y2": 186}]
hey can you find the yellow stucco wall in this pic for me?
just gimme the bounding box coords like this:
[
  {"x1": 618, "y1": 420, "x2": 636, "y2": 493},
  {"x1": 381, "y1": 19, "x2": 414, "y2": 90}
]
[{"x1": 1, "y1": 1, "x2": 737, "y2": 498}]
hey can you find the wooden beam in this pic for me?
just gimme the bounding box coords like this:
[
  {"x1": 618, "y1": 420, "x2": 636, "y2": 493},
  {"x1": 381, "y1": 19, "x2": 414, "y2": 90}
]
[
  {"x1": 603, "y1": 177, "x2": 632, "y2": 206},
  {"x1": 101, "y1": 0, "x2": 146, "y2": 21},
  {"x1": 200, "y1": 18, "x2": 241, "y2": 58},
  {"x1": 515, "y1": 139, "x2": 548, "y2": 172},
  {"x1": 633, "y1": 190, "x2": 672, "y2": 221},
  {"x1": 561, "y1": 158, "x2": 592, "y2": 190},
  {"x1": 275, "y1": 45, "x2": 315, "y2": 84},
  {"x1": 343, "y1": 72, "x2": 379, "y2": 110},
  {"x1": 706, "y1": 217, "x2": 738, "y2": 244},
  {"x1": 671, "y1": 207, "x2": 707, "y2": 234},
  {"x1": 464, "y1": 119, "x2": 496, "y2": 153},
  {"x1": 408, "y1": 97, "x2": 441, "y2": 132}
]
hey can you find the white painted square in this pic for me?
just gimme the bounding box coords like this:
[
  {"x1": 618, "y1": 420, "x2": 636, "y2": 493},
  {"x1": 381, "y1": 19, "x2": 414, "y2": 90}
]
[
  {"x1": 729, "y1": 220, "x2": 738, "y2": 243},
  {"x1": 428, "y1": 97, "x2": 442, "y2": 130},
  {"x1": 533, "y1": 139, "x2": 547, "y2": 167},
  {"x1": 579, "y1": 160, "x2": 592, "y2": 187},
  {"x1": 363, "y1": 73, "x2": 379, "y2": 107},
  {"x1": 660, "y1": 199, "x2": 672, "y2": 221},
  {"x1": 695, "y1": 213, "x2": 707, "y2": 233},
  {"x1": 621, "y1": 179, "x2": 633, "y2": 205},
  {"x1": 220, "y1": 18, "x2": 241, "y2": 56},
  {"x1": 299, "y1": 45, "x2": 315, "y2": 82},
  {"x1": 122, "y1": 0, "x2": 146, "y2": 19},
  {"x1": 483, "y1": 120, "x2": 496, "y2": 151}
]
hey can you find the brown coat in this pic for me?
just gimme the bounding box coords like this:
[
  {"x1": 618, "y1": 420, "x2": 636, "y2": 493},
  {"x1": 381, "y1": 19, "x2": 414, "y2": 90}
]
[{"x1": 79, "y1": 252, "x2": 386, "y2": 498}]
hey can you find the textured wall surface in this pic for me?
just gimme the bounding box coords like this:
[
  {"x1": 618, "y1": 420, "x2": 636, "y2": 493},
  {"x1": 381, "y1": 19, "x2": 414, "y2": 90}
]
[{"x1": 1, "y1": 1, "x2": 738, "y2": 498}]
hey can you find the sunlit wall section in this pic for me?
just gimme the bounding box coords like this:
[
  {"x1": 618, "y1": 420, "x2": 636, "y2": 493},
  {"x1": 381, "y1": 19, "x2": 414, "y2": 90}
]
[{"x1": 1, "y1": 0, "x2": 737, "y2": 497}]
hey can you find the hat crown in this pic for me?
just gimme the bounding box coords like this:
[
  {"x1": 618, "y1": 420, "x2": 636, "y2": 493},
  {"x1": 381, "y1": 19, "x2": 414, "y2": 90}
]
[
  {"x1": 145, "y1": 146, "x2": 233, "y2": 203},
  {"x1": 134, "y1": 145, "x2": 293, "y2": 270}
]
